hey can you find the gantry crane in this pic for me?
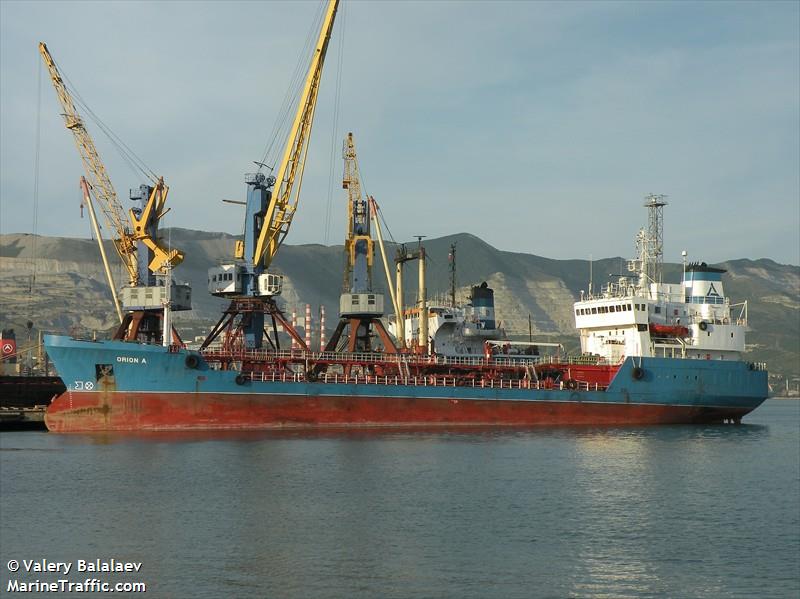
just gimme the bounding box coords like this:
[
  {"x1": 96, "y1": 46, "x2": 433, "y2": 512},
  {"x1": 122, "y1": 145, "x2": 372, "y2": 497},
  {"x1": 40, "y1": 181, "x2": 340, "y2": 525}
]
[
  {"x1": 202, "y1": 0, "x2": 339, "y2": 353},
  {"x1": 39, "y1": 42, "x2": 190, "y2": 343},
  {"x1": 324, "y1": 133, "x2": 396, "y2": 355}
]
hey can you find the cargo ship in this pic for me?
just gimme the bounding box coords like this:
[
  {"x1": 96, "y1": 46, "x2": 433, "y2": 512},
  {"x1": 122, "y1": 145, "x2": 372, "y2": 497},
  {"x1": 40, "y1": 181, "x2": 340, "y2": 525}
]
[
  {"x1": 40, "y1": 2, "x2": 767, "y2": 431},
  {"x1": 42, "y1": 195, "x2": 768, "y2": 432}
]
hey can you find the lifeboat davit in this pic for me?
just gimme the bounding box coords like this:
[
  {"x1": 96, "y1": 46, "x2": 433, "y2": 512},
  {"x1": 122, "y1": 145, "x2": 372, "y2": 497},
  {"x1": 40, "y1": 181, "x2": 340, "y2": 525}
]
[{"x1": 649, "y1": 323, "x2": 690, "y2": 337}]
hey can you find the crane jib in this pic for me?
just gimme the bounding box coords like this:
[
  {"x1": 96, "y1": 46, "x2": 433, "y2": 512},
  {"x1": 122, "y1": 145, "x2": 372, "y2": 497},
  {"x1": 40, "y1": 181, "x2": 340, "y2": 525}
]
[
  {"x1": 252, "y1": 0, "x2": 339, "y2": 269},
  {"x1": 38, "y1": 41, "x2": 186, "y2": 289}
]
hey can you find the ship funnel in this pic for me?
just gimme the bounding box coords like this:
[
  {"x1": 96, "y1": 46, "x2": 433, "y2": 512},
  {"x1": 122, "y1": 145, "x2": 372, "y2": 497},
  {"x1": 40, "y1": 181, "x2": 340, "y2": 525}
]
[
  {"x1": 470, "y1": 282, "x2": 496, "y2": 330},
  {"x1": 684, "y1": 262, "x2": 726, "y2": 304}
]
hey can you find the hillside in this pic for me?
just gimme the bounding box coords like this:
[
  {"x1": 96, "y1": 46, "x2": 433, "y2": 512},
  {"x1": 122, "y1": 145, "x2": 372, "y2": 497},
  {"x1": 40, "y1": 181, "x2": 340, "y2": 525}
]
[{"x1": 1, "y1": 229, "x2": 797, "y2": 386}]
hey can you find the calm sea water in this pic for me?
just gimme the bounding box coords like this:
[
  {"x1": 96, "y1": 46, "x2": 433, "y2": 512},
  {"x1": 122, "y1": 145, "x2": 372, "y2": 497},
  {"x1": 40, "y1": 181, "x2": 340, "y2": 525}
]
[{"x1": 1, "y1": 400, "x2": 798, "y2": 599}]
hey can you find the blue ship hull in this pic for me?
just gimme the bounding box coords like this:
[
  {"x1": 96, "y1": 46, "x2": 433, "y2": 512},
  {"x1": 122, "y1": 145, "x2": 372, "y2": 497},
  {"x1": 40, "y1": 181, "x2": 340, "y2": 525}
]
[{"x1": 42, "y1": 335, "x2": 768, "y2": 432}]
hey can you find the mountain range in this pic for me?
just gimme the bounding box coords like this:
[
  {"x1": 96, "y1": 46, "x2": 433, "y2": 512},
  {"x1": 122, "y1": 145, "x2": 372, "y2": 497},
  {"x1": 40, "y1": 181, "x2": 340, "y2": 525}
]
[{"x1": 1, "y1": 229, "x2": 797, "y2": 386}]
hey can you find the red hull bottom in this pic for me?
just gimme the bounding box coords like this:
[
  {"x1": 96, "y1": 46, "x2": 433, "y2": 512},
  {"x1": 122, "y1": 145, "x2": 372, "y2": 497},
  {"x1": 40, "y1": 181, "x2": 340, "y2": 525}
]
[{"x1": 44, "y1": 391, "x2": 752, "y2": 432}]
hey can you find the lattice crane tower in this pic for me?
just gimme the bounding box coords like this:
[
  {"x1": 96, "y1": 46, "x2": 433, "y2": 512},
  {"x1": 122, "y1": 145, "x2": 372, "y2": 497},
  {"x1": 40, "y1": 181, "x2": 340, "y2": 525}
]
[{"x1": 644, "y1": 193, "x2": 668, "y2": 285}]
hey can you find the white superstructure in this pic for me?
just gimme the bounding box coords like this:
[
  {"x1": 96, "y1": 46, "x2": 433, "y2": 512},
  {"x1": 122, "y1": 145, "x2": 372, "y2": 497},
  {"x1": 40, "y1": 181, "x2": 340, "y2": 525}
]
[{"x1": 574, "y1": 196, "x2": 748, "y2": 364}]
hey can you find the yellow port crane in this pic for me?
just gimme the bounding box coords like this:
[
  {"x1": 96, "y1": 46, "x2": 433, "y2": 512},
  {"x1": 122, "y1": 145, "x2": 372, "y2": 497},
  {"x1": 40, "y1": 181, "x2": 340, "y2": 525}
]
[
  {"x1": 250, "y1": 0, "x2": 339, "y2": 271},
  {"x1": 38, "y1": 42, "x2": 184, "y2": 289},
  {"x1": 203, "y1": 0, "x2": 339, "y2": 352}
]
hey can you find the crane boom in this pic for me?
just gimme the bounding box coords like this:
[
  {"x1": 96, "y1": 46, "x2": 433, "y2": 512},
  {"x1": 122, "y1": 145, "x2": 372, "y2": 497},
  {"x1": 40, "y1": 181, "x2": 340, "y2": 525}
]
[
  {"x1": 342, "y1": 132, "x2": 374, "y2": 293},
  {"x1": 79, "y1": 177, "x2": 124, "y2": 323},
  {"x1": 252, "y1": 0, "x2": 339, "y2": 269},
  {"x1": 39, "y1": 42, "x2": 185, "y2": 287},
  {"x1": 38, "y1": 42, "x2": 139, "y2": 285}
]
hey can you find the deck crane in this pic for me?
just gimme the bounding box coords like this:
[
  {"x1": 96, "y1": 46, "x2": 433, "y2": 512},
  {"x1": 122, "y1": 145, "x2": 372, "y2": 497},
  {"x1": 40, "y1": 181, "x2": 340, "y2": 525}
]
[
  {"x1": 202, "y1": 0, "x2": 339, "y2": 353},
  {"x1": 324, "y1": 133, "x2": 397, "y2": 355},
  {"x1": 39, "y1": 42, "x2": 190, "y2": 343}
]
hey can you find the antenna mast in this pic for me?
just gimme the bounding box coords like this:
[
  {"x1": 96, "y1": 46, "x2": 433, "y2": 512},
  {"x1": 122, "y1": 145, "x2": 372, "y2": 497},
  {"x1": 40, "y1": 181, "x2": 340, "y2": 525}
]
[{"x1": 643, "y1": 193, "x2": 668, "y2": 285}]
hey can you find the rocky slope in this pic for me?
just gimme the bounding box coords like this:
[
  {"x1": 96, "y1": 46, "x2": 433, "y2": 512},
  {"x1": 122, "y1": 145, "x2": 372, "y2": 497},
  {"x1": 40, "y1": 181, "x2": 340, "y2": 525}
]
[{"x1": 1, "y1": 229, "x2": 797, "y2": 385}]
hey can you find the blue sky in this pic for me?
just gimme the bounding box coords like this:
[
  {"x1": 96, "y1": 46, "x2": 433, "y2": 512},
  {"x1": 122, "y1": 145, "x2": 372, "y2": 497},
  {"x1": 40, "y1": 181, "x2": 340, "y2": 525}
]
[{"x1": 1, "y1": 0, "x2": 798, "y2": 265}]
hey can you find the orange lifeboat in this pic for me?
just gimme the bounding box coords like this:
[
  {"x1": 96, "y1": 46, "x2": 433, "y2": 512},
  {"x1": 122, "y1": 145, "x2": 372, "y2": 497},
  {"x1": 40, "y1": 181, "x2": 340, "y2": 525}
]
[{"x1": 649, "y1": 323, "x2": 690, "y2": 337}]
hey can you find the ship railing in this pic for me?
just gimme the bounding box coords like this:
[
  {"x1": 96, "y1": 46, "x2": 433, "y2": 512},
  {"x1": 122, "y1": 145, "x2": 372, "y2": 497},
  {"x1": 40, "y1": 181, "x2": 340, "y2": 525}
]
[
  {"x1": 687, "y1": 313, "x2": 742, "y2": 327},
  {"x1": 202, "y1": 347, "x2": 605, "y2": 370},
  {"x1": 240, "y1": 370, "x2": 608, "y2": 392},
  {"x1": 599, "y1": 282, "x2": 637, "y2": 298},
  {"x1": 203, "y1": 347, "x2": 541, "y2": 368}
]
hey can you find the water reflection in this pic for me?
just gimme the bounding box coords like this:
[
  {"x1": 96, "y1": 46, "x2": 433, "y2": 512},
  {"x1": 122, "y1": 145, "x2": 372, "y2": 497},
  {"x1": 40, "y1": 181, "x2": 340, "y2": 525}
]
[
  {"x1": 0, "y1": 401, "x2": 795, "y2": 599},
  {"x1": 32, "y1": 421, "x2": 771, "y2": 448}
]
